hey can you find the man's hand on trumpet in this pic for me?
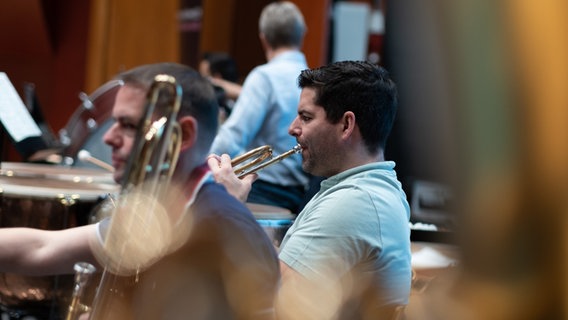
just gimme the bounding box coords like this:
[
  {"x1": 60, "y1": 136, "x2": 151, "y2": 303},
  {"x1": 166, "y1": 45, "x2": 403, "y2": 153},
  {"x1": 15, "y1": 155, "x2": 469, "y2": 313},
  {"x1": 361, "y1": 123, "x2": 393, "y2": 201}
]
[{"x1": 207, "y1": 153, "x2": 257, "y2": 202}]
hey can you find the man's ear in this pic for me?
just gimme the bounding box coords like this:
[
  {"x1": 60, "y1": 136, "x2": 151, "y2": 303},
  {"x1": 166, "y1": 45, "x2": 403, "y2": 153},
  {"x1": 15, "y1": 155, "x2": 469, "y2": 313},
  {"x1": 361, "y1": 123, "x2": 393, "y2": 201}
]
[
  {"x1": 340, "y1": 111, "x2": 356, "y2": 139},
  {"x1": 178, "y1": 116, "x2": 198, "y2": 150}
]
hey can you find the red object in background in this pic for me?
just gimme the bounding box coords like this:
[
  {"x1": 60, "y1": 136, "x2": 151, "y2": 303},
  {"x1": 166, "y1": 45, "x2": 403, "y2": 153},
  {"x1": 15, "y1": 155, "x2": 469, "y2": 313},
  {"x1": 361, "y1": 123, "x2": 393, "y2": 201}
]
[
  {"x1": 368, "y1": 32, "x2": 384, "y2": 65},
  {"x1": 367, "y1": 7, "x2": 385, "y2": 65}
]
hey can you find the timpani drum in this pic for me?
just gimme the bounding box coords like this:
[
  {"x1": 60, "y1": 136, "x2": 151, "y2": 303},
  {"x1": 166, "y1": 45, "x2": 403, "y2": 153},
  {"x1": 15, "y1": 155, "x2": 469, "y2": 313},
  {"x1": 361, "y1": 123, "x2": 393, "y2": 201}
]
[
  {"x1": 0, "y1": 162, "x2": 115, "y2": 185},
  {"x1": 0, "y1": 163, "x2": 118, "y2": 318},
  {"x1": 59, "y1": 79, "x2": 122, "y2": 169},
  {"x1": 247, "y1": 203, "x2": 295, "y2": 248}
]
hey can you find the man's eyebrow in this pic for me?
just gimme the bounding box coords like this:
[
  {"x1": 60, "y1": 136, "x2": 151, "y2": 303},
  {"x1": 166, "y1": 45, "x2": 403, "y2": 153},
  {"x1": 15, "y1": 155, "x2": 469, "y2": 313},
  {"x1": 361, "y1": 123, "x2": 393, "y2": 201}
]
[{"x1": 115, "y1": 115, "x2": 134, "y2": 122}]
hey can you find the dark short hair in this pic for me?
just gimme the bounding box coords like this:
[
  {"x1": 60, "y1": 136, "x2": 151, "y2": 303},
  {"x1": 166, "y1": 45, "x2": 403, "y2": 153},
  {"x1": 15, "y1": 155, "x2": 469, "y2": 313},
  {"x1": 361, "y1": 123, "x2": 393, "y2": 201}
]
[
  {"x1": 116, "y1": 62, "x2": 219, "y2": 153},
  {"x1": 297, "y1": 61, "x2": 398, "y2": 154},
  {"x1": 202, "y1": 52, "x2": 239, "y2": 83}
]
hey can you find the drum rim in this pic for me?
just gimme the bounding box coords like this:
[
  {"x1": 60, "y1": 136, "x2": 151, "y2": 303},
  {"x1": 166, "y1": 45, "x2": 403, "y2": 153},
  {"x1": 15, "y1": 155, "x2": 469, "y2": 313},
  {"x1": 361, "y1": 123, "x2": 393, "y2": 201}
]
[
  {"x1": 1, "y1": 162, "x2": 115, "y2": 184},
  {"x1": 0, "y1": 183, "x2": 117, "y2": 199},
  {"x1": 88, "y1": 79, "x2": 123, "y2": 101}
]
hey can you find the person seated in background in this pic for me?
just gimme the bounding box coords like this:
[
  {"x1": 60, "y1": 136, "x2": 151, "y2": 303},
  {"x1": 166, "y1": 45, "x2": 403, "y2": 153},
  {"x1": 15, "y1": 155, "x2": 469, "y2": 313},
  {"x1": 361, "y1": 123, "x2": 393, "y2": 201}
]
[
  {"x1": 209, "y1": 1, "x2": 311, "y2": 214},
  {"x1": 0, "y1": 62, "x2": 278, "y2": 319},
  {"x1": 199, "y1": 51, "x2": 241, "y2": 121},
  {"x1": 209, "y1": 60, "x2": 412, "y2": 319}
]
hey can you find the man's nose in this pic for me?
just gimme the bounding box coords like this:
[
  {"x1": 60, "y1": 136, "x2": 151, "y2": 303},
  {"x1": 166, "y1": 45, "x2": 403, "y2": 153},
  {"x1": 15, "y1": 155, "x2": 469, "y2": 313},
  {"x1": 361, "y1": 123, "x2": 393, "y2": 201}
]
[
  {"x1": 288, "y1": 117, "x2": 299, "y2": 137},
  {"x1": 102, "y1": 123, "x2": 119, "y2": 146}
]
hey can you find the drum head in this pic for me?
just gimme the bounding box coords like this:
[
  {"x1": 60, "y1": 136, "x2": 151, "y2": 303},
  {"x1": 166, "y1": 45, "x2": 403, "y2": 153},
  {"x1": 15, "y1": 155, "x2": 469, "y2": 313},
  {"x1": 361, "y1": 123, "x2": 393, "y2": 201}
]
[{"x1": 59, "y1": 79, "x2": 123, "y2": 166}]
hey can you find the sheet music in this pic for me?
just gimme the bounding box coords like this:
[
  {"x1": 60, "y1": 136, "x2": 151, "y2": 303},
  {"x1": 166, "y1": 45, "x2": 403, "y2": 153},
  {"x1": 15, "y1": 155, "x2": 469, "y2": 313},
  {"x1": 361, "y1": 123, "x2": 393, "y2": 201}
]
[{"x1": 0, "y1": 72, "x2": 42, "y2": 142}]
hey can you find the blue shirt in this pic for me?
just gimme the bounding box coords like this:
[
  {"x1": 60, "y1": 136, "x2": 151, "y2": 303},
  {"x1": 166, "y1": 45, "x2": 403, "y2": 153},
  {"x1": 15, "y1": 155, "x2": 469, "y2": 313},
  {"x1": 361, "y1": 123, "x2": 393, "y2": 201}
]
[
  {"x1": 210, "y1": 50, "x2": 309, "y2": 188},
  {"x1": 279, "y1": 162, "x2": 412, "y2": 306}
]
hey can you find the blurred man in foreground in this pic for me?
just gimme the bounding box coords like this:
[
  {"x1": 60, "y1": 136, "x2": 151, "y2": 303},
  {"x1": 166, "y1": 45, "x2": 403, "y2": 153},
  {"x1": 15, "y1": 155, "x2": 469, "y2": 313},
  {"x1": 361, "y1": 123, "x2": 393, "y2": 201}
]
[{"x1": 0, "y1": 62, "x2": 279, "y2": 319}]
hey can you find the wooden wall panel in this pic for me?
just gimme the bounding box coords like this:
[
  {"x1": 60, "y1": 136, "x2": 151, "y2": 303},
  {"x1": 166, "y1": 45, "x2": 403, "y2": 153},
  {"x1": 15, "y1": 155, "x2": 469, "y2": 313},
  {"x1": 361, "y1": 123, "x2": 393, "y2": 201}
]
[
  {"x1": 86, "y1": 0, "x2": 181, "y2": 92},
  {"x1": 200, "y1": 0, "x2": 236, "y2": 55},
  {"x1": 0, "y1": 1, "x2": 52, "y2": 57},
  {"x1": 0, "y1": 0, "x2": 89, "y2": 161},
  {"x1": 49, "y1": 0, "x2": 91, "y2": 131},
  {"x1": 294, "y1": 0, "x2": 330, "y2": 68}
]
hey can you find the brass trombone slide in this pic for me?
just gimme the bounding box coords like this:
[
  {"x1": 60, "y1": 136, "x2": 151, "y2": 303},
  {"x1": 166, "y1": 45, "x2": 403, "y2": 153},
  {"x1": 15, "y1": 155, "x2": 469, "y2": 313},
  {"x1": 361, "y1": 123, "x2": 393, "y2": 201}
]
[{"x1": 232, "y1": 144, "x2": 301, "y2": 178}]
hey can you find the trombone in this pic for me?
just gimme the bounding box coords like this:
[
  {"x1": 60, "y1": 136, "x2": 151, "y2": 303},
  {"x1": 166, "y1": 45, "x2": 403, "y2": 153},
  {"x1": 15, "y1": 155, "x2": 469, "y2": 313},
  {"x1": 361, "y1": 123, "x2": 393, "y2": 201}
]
[
  {"x1": 66, "y1": 74, "x2": 183, "y2": 320},
  {"x1": 232, "y1": 144, "x2": 301, "y2": 178}
]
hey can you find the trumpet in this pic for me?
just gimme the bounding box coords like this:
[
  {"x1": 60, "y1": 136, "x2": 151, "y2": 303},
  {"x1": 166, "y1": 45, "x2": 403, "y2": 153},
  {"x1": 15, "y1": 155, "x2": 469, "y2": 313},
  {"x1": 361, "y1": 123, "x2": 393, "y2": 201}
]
[{"x1": 232, "y1": 144, "x2": 302, "y2": 178}]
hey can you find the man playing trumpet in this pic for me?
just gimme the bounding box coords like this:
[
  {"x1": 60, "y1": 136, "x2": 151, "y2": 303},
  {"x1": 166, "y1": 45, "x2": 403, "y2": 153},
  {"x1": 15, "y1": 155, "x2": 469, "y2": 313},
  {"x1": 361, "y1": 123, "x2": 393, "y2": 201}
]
[{"x1": 209, "y1": 60, "x2": 412, "y2": 319}]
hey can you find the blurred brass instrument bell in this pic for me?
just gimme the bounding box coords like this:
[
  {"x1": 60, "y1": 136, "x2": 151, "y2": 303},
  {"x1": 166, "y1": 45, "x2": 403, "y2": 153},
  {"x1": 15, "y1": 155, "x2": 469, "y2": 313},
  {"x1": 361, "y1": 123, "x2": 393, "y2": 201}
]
[{"x1": 66, "y1": 74, "x2": 183, "y2": 320}]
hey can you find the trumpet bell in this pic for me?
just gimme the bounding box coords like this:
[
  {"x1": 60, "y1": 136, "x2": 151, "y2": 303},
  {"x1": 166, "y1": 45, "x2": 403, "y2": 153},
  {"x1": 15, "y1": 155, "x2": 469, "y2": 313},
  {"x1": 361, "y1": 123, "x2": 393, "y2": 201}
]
[
  {"x1": 232, "y1": 144, "x2": 301, "y2": 178},
  {"x1": 232, "y1": 145, "x2": 273, "y2": 177}
]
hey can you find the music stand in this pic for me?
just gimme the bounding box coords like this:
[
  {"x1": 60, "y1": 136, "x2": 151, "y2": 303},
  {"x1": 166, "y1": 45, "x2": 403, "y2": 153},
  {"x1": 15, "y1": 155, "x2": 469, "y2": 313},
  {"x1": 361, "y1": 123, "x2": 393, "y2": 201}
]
[{"x1": 0, "y1": 72, "x2": 53, "y2": 162}]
